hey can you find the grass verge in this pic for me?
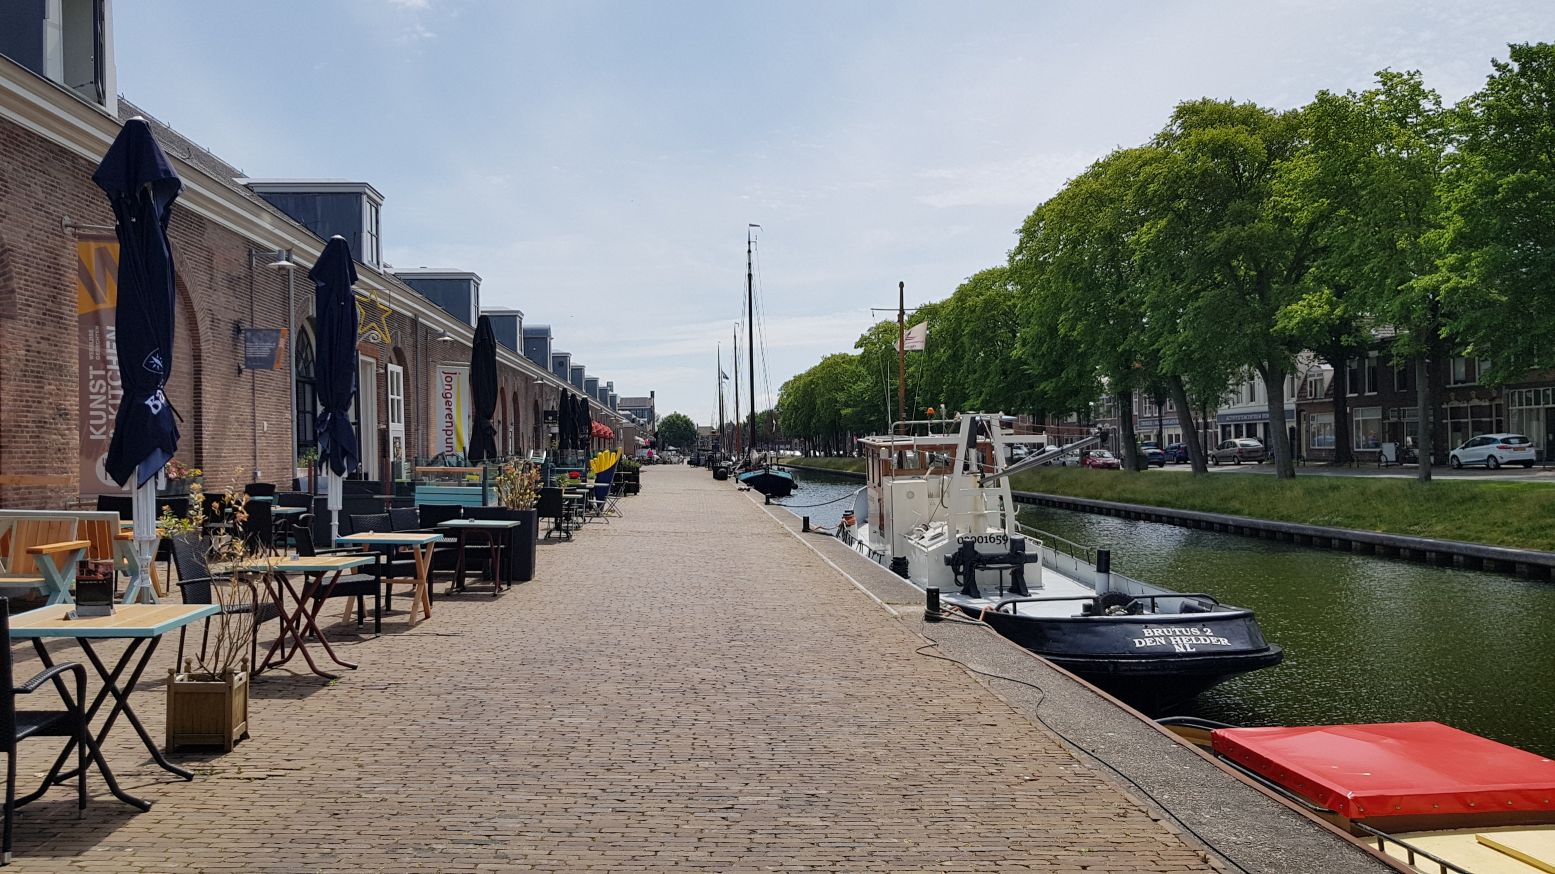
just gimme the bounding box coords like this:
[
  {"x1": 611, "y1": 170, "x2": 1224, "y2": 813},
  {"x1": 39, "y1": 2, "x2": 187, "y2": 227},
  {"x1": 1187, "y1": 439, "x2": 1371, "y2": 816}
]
[{"x1": 783, "y1": 457, "x2": 1555, "y2": 551}]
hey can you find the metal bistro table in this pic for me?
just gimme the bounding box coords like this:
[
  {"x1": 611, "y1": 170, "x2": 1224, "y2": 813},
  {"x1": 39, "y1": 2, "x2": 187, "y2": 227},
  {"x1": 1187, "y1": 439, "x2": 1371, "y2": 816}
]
[
  {"x1": 437, "y1": 519, "x2": 519, "y2": 595},
  {"x1": 8, "y1": 603, "x2": 220, "y2": 810},
  {"x1": 335, "y1": 532, "x2": 442, "y2": 625},
  {"x1": 252, "y1": 555, "x2": 376, "y2": 681}
]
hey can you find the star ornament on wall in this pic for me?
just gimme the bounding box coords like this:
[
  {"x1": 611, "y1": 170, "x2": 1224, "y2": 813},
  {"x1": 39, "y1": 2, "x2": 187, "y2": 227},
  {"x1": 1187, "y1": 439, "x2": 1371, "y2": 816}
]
[{"x1": 356, "y1": 289, "x2": 394, "y2": 345}]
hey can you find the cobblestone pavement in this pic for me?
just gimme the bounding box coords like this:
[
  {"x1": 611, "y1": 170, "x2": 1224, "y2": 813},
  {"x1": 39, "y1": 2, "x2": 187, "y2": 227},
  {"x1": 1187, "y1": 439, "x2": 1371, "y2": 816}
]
[{"x1": 7, "y1": 466, "x2": 1216, "y2": 872}]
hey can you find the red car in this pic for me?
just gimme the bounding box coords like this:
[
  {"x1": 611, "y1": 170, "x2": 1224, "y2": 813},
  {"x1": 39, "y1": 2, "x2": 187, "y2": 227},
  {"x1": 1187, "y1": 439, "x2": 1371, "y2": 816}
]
[{"x1": 1081, "y1": 449, "x2": 1121, "y2": 470}]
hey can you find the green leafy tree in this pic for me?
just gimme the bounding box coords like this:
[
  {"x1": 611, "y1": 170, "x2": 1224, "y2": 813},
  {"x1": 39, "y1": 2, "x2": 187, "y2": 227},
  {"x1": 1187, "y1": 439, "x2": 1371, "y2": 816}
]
[
  {"x1": 655, "y1": 412, "x2": 698, "y2": 451},
  {"x1": 1439, "y1": 43, "x2": 1555, "y2": 380},
  {"x1": 1137, "y1": 99, "x2": 1317, "y2": 478}
]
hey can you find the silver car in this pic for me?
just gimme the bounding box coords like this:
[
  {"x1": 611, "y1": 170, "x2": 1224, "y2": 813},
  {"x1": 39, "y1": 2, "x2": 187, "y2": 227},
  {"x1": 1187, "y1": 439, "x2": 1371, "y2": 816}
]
[{"x1": 1449, "y1": 433, "x2": 1537, "y2": 469}]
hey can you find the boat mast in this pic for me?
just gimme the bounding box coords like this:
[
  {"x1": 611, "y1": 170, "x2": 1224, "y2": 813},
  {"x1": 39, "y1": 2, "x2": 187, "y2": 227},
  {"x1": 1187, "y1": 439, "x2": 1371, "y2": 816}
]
[
  {"x1": 747, "y1": 224, "x2": 760, "y2": 455},
  {"x1": 717, "y1": 344, "x2": 726, "y2": 454},
  {"x1": 732, "y1": 322, "x2": 742, "y2": 457},
  {"x1": 897, "y1": 280, "x2": 906, "y2": 435}
]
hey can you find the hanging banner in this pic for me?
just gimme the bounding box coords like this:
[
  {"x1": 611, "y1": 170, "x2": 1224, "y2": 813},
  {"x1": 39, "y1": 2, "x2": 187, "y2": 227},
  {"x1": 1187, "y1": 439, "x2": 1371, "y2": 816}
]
[
  {"x1": 434, "y1": 365, "x2": 471, "y2": 455},
  {"x1": 77, "y1": 237, "x2": 123, "y2": 497}
]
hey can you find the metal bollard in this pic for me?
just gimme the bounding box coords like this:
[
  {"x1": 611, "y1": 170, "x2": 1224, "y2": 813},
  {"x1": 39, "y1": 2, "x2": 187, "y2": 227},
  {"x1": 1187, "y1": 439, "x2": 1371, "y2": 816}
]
[
  {"x1": 925, "y1": 586, "x2": 941, "y2": 621},
  {"x1": 801, "y1": 516, "x2": 810, "y2": 532}
]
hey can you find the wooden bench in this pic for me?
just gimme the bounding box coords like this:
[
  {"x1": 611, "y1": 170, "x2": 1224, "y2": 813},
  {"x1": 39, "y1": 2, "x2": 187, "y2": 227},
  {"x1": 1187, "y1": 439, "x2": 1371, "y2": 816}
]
[
  {"x1": 0, "y1": 517, "x2": 90, "y2": 605},
  {"x1": 0, "y1": 510, "x2": 160, "y2": 601}
]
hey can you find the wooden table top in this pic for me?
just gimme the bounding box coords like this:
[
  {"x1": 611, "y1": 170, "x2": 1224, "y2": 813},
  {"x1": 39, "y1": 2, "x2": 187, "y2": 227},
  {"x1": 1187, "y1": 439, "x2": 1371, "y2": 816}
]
[
  {"x1": 245, "y1": 555, "x2": 378, "y2": 573},
  {"x1": 336, "y1": 532, "x2": 443, "y2": 546},
  {"x1": 8, "y1": 603, "x2": 220, "y2": 639},
  {"x1": 438, "y1": 519, "x2": 522, "y2": 529}
]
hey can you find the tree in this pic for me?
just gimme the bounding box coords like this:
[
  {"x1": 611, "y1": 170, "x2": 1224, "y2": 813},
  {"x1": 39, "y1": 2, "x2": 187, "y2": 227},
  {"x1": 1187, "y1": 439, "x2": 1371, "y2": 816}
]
[
  {"x1": 1439, "y1": 43, "x2": 1555, "y2": 380},
  {"x1": 656, "y1": 412, "x2": 697, "y2": 451},
  {"x1": 1137, "y1": 99, "x2": 1317, "y2": 478}
]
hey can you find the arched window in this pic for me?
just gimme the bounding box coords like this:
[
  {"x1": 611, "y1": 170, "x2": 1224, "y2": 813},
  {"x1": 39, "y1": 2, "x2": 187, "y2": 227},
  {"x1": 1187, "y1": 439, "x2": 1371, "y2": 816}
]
[{"x1": 295, "y1": 327, "x2": 317, "y2": 456}]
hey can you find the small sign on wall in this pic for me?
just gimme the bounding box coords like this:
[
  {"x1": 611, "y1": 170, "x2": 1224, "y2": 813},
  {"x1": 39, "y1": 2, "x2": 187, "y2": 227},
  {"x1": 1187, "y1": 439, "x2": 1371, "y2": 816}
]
[{"x1": 242, "y1": 328, "x2": 285, "y2": 370}]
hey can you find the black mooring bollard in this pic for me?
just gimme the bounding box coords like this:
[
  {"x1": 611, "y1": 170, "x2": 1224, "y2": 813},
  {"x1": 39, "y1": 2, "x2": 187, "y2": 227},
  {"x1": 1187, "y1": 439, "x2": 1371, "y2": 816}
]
[
  {"x1": 890, "y1": 556, "x2": 909, "y2": 578},
  {"x1": 925, "y1": 586, "x2": 941, "y2": 621},
  {"x1": 802, "y1": 516, "x2": 810, "y2": 532}
]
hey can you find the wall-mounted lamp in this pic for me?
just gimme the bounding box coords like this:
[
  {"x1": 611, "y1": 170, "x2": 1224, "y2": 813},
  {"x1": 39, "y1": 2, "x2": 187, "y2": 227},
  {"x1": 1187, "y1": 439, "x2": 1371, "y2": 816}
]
[
  {"x1": 250, "y1": 248, "x2": 298, "y2": 272},
  {"x1": 435, "y1": 329, "x2": 455, "y2": 343}
]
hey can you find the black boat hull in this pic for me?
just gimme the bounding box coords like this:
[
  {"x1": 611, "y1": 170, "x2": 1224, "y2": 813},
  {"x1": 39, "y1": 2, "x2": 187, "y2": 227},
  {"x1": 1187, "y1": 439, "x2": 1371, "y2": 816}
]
[
  {"x1": 737, "y1": 467, "x2": 797, "y2": 498},
  {"x1": 976, "y1": 607, "x2": 1283, "y2": 713}
]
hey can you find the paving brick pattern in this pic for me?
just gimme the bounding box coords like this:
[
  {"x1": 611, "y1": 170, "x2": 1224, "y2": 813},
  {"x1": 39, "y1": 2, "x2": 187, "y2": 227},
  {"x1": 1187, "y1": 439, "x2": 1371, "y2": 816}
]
[{"x1": 7, "y1": 466, "x2": 1214, "y2": 872}]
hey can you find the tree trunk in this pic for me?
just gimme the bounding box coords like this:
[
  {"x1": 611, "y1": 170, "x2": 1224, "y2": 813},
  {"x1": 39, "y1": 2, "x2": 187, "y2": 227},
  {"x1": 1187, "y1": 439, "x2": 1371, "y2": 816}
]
[
  {"x1": 1416, "y1": 351, "x2": 1434, "y2": 483},
  {"x1": 1117, "y1": 392, "x2": 1139, "y2": 472},
  {"x1": 1168, "y1": 377, "x2": 1208, "y2": 474},
  {"x1": 1326, "y1": 345, "x2": 1353, "y2": 466},
  {"x1": 1257, "y1": 363, "x2": 1296, "y2": 479}
]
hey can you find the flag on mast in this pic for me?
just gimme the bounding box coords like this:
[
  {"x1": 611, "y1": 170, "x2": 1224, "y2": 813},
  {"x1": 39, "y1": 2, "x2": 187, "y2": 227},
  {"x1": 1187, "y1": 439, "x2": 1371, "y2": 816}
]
[{"x1": 903, "y1": 321, "x2": 928, "y2": 351}]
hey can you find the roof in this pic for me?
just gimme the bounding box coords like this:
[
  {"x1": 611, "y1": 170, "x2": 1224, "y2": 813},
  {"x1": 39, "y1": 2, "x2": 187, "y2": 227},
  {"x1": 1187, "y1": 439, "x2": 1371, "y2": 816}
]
[
  {"x1": 392, "y1": 268, "x2": 482, "y2": 282},
  {"x1": 238, "y1": 178, "x2": 386, "y2": 203},
  {"x1": 619, "y1": 397, "x2": 654, "y2": 407},
  {"x1": 1211, "y1": 722, "x2": 1555, "y2": 821}
]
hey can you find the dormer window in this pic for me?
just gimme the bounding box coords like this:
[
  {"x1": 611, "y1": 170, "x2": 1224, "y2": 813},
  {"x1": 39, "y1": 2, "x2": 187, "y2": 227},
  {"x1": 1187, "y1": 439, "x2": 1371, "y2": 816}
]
[
  {"x1": 0, "y1": 0, "x2": 115, "y2": 111},
  {"x1": 364, "y1": 199, "x2": 381, "y2": 267}
]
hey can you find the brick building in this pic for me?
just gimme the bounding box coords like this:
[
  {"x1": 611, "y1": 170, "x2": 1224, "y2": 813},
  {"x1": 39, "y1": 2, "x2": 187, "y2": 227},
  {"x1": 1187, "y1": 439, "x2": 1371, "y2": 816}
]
[{"x1": 0, "y1": 4, "x2": 633, "y2": 507}]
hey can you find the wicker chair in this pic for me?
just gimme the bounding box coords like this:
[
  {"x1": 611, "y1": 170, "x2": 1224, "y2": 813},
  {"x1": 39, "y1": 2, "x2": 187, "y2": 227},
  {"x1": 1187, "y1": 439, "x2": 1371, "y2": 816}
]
[
  {"x1": 170, "y1": 535, "x2": 282, "y2": 672},
  {"x1": 295, "y1": 516, "x2": 383, "y2": 634}
]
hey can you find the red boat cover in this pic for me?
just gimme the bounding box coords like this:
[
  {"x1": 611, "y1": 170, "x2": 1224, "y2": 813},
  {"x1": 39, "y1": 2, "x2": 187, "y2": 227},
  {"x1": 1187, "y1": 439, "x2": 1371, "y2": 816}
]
[{"x1": 1211, "y1": 722, "x2": 1555, "y2": 820}]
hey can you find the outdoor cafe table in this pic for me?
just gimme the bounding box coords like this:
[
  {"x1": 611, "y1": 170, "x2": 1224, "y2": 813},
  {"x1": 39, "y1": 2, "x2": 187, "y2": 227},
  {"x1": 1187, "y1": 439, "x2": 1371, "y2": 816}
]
[
  {"x1": 334, "y1": 532, "x2": 442, "y2": 625},
  {"x1": 248, "y1": 555, "x2": 376, "y2": 681},
  {"x1": 436, "y1": 519, "x2": 519, "y2": 595},
  {"x1": 8, "y1": 603, "x2": 220, "y2": 810}
]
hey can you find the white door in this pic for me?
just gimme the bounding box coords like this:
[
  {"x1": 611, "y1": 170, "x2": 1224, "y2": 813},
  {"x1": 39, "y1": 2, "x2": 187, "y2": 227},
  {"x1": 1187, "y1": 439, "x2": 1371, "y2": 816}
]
[
  {"x1": 357, "y1": 356, "x2": 379, "y2": 479},
  {"x1": 386, "y1": 364, "x2": 406, "y2": 480}
]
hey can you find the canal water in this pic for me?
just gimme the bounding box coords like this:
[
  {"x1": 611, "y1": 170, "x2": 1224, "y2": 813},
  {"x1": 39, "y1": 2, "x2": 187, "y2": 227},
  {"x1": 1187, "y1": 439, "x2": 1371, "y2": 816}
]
[{"x1": 776, "y1": 471, "x2": 1555, "y2": 756}]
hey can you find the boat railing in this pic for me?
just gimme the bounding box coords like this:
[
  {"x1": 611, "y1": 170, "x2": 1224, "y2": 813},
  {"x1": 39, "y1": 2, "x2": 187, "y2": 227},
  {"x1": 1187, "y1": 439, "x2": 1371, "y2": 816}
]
[
  {"x1": 1352, "y1": 823, "x2": 1474, "y2": 874},
  {"x1": 1017, "y1": 522, "x2": 1095, "y2": 566}
]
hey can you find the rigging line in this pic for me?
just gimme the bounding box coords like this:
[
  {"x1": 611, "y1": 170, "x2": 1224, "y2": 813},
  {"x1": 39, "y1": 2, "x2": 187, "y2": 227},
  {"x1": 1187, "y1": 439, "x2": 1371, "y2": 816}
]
[{"x1": 752, "y1": 236, "x2": 775, "y2": 414}]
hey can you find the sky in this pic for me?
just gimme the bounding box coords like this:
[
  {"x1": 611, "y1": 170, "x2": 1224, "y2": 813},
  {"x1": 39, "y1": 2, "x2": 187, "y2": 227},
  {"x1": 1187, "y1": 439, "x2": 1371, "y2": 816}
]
[{"x1": 114, "y1": 1, "x2": 1547, "y2": 426}]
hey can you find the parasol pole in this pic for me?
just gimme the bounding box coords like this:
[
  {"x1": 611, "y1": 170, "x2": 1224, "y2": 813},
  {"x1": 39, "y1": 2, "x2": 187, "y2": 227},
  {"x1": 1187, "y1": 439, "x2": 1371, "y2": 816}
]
[
  {"x1": 126, "y1": 465, "x2": 161, "y2": 604},
  {"x1": 327, "y1": 467, "x2": 343, "y2": 544}
]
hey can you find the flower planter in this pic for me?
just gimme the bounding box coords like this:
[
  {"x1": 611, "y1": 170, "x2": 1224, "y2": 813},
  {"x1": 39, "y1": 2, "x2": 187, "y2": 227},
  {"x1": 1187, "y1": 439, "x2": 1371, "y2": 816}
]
[
  {"x1": 166, "y1": 666, "x2": 250, "y2": 752},
  {"x1": 464, "y1": 506, "x2": 538, "y2": 582}
]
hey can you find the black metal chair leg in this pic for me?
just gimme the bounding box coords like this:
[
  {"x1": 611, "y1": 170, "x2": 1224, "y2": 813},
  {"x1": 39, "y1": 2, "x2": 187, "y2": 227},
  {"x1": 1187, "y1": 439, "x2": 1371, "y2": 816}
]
[
  {"x1": 198, "y1": 617, "x2": 212, "y2": 663},
  {"x1": 356, "y1": 595, "x2": 365, "y2": 626},
  {"x1": 5, "y1": 746, "x2": 16, "y2": 865},
  {"x1": 374, "y1": 590, "x2": 382, "y2": 634},
  {"x1": 76, "y1": 703, "x2": 87, "y2": 812},
  {"x1": 176, "y1": 626, "x2": 187, "y2": 670}
]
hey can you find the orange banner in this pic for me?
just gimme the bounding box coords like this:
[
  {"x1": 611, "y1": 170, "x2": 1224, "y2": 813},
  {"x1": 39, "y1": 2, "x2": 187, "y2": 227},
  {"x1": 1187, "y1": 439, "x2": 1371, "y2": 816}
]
[{"x1": 77, "y1": 237, "x2": 122, "y2": 497}]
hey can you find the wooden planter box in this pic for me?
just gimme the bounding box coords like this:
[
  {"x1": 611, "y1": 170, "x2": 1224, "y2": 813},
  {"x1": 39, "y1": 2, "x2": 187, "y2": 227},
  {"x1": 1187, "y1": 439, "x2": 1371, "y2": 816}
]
[{"x1": 166, "y1": 667, "x2": 250, "y2": 752}]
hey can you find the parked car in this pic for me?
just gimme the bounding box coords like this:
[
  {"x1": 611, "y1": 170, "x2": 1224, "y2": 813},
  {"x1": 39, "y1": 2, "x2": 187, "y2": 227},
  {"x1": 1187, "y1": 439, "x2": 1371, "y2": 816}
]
[
  {"x1": 1138, "y1": 443, "x2": 1166, "y2": 468},
  {"x1": 1449, "y1": 433, "x2": 1537, "y2": 469},
  {"x1": 1209, "y1": 437, "x2": 1266, "y2": 465},
  {"x1": 1081, "y1": 449, "x2": 1121, "y2": 470},
  {"x1": 1163, "y1": 442, "x2": 1190, "y2": 464}
]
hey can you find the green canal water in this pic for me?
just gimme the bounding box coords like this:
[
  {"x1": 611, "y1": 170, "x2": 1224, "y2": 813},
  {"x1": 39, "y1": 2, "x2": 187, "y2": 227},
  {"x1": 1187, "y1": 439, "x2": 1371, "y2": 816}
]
[{"x1": 778, "y1": 471, "x2": 1555, "y2": 756}]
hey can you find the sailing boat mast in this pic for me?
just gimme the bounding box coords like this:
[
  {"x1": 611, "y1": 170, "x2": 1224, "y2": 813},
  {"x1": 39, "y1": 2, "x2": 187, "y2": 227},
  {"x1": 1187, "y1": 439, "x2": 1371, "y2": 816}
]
[
  {"x1": 717, "y1": 344, "x2": 726, "y2": 454},
  {"x1": 732, "y1": 323, "x2": 742, "y2": 457},
  {"x1": 747, "y1": 224, "x2": 760, "y2": 455},
  {"x1": 897, "y1": 280, "x2": 906, "y2": 435}
]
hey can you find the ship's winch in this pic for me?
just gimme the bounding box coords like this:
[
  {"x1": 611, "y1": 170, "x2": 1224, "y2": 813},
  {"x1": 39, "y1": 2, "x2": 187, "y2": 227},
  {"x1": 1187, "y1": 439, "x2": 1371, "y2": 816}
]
[{"x1": 944, "y1": 532, "x2": 1042, "y2": 599}]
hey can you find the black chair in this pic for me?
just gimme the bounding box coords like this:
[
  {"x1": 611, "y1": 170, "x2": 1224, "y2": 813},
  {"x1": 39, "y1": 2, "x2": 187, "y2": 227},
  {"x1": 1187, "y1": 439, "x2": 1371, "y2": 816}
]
[
  {"x1": 275, "y1": 492, "x2": 313, "y2": 509},
  {"x1": 295, "y1": 516, "x2": 382, "y2": 634},
  {"x1": 1, "y1": 596, "x2": 99, "y2": 864},
  {"x1": 538, "y1": 487, "x2": 571, "y2": 541},
  {"x1": 170, "y1": 535, "x2": 282, "y2": 672},
  {"x1": 94, "y1": 495, "x2": 132, "y2": 519},
  {"x1": 239, "y1": 500, "x2": 275, "y2": 554},
  {"x1": 243, "y1": 483, "x2": 276, "y2": 498},
  {"x1": 417, "y1": 504, "x2": 462, "y2": 529},
  {"x1": 388, "y1": 507, "x2": 421, "y2": 532}
]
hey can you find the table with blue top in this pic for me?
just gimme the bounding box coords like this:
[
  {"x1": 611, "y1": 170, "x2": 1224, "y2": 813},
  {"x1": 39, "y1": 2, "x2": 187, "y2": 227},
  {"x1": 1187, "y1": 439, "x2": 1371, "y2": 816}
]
[
  {"x1": 8, "y1": 603, "x2": 220, "y2": 810},
  {"x1": 335, "y1": 532, "x2": 443, "y2": 625},
  {"x1": 437, "y1": 519, "x2": 519, "y2": 595},
  {"x1": 248, "y1": 555, "x2": 377, "y2": 680}
]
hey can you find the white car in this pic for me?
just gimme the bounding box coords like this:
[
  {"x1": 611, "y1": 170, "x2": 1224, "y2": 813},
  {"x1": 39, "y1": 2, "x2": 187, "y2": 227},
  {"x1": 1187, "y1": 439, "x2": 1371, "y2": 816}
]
[{"x1": 1449, "y1": 433, "x2": 1537, "y2": 469}]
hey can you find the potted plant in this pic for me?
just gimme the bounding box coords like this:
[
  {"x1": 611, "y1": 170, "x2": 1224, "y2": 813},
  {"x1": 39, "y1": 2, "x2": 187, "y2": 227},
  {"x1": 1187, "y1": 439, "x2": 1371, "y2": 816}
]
[
  {"x1": 160, "y1": 458, "x2": 202, "y2": 496},
  {"x1": 485, "y1": 461, "x2": 541, "y2": 582},
  {"x1": 618, "y1": 457, "x2": 642, "y2": 495},
  {"x1": 295, "y1": 447, "x2": 319, "y2": 493},
  {"x1": 163, "y1": 481, "x2": 263, "y2": 752}
]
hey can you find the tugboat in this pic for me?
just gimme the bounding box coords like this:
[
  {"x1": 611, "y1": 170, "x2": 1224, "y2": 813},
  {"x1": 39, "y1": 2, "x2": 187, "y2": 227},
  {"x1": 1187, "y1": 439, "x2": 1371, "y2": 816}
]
[
  {"x1": 842, "y1": 412, "x2": 1282, "y2": 712},
  {"x1": 1161, "y1": 718, "x2": 1555, "y2": 873}
]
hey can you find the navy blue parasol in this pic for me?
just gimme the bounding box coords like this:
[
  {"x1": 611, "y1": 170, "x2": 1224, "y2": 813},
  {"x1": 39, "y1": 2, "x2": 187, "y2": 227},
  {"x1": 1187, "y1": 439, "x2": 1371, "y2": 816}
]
[
  {"x1": 309, "y1": 237, "x2": 359, "y2": 478},
  {"x1": 94, "y1": 118, "x2": 182, "y2": 490},
  {"x1": 467, "y1": 315, "x2": 499, "y2": 462}
]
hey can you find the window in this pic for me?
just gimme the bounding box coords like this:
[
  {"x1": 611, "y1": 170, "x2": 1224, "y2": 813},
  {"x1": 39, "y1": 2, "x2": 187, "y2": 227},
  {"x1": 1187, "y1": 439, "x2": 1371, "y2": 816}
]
[
  {"x1": 1347, "y1": 359, "x2": 1361, "y2": 396},
  {"x1": 1446, "y1": 402, "x2": 1505, "y2": 449},
  {"x1": 1304, "y1": 374, "x2": 1325, "y2": 400},
  {"x1": 1353, "y1": 407, "x2": 1383, "y2": 451},
  {"x1": 294, "y1": 329, "x2": 317, "y2": 454},
  {"x1": 1364, "y1": 355, "x2": 1378, "y2": 395},
  {"x1": 364, "y1": 200, "x2": 382, "y2": 267},
  {"x1": 1348, "y1": 355, "x2": 1380, "y2": 394},
  {"x1": 0, "y1": 0, "x2": 110, "y2": 108},
  {"x1": 1394, "y1": 362, "x2": 1411, "y2": 394},
  {"x1": 1307, "y1": 413, "x2": 1335, "y2": 450},
  {"x1": 1450, "y1": 357, "x2": 1470, "y2": 385}
]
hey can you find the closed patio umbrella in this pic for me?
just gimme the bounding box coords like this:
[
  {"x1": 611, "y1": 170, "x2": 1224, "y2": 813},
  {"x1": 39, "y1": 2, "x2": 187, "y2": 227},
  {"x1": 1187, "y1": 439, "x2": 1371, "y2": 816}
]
[
  {"x1": 94, "y1": 117, "x2": 182, "y2": 604},
  {"x1": 558, "y1": 392, "x2": 575, "y2": 462},
  {"x1": 309, "y1": 236, "x2": 359, "y2": 543},
  {"x1": 577, "y1": 396, "x2": 593, "y2": 457},
  {"x1": 467, "y1": 315, "x2": 499, "y2": 462}
]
